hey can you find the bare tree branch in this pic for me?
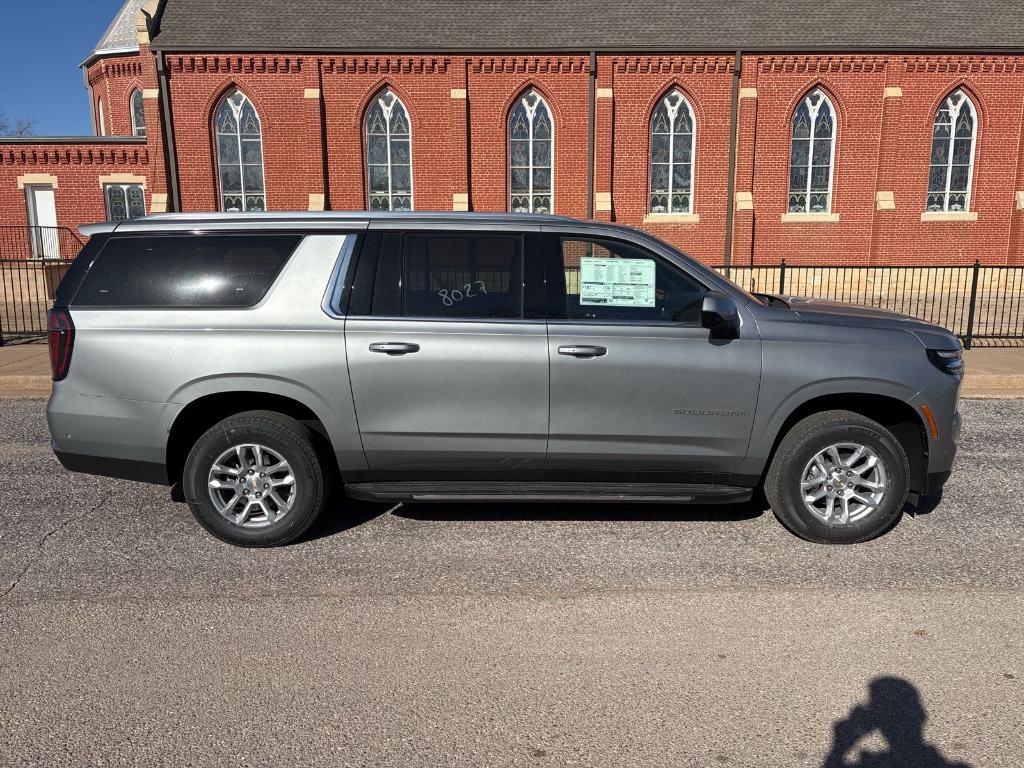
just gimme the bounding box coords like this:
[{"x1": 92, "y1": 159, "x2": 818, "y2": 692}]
[{"x1": 0, "y1": 111, "x2": 35, "y2": 137}]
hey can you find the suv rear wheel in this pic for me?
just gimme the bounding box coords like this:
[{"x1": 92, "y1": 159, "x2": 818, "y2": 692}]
[
  {"x1": 764, "y1": 410, "x2": 910, "y2": 544},
  {"x1": 182, "y1": 410, "x2": 329, "y2": 547}
]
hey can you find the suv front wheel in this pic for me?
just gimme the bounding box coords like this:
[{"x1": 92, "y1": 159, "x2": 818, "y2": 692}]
[
  {"x1": 182, "y1": 410, "x2": 329, "y2": 547},
  {"x1": 764, "y1": 410, "x2": 910, "y2": 544}
]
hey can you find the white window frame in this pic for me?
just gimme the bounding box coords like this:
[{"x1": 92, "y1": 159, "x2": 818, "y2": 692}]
[
  {"x1": 508, "y1": 90, "x2": 554, "y2": 214},
  {"x1": 130, "y1": 89, "x2": 147, "y2": 138},
  {"x1": 926, "y1": 90, "x2": 978, "y2": 213},
  {"x1": 214, "y1": 90, "x2": 267, "y2": 213},
  {"x1": 788, "y1": 89, "x2": 836, "y2": 214},
  {"x1": 649, "y1": 90, "x2": 696, "y2": 214},
  {"x1": 365, "y1": 90, "x2": 414, "y2": 211}
]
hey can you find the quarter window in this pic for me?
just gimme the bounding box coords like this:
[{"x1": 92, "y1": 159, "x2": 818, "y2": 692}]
[
  {"x1": 130, "y1": 89, "x2": 146, "y2": 137},
  {"x1": 509, "y1": 90, "x2": 553, "y2": 214},
  {"x1": 104, "y1": 184, "x2": 146, "y2": 222},
  {"x1": 559, "y1": 237, "x2": 705, "y2": 325},
  {"x1": 72, "y1": 234, "x2": 301, "y2": 307},
  {"x1": 365, "y1": 90, "x2": 413, "y2": 211},
  {"x1": 215, "y1": 90, "x2": 266, "y2": 212},
  {"x1": 649, "y1": 90, "x2": 695, "y2": 214},
  {"x1": 788, "y1": 89, "x2": 835, "y2": 213},
  {"x1": 926, "y1": 90, "x2": 977, "y2": 212},
  {"x1": 371, "y1": 233, "x2": 524, "y2": 320}
]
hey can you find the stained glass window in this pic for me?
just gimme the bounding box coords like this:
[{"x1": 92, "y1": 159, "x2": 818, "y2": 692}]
[
  {"x1": 926, "y1": 90, "x2": 976, "y2": 213},
  {"x1": 649, "y1": 90, "x2": 696, "y2": 214},
  {"x1": 788, "y1": 89, "x2": 835, "y2": 213},
  {"x1": 105, "y1": 184, "x2": 146, "y2": 222},
  {"x1": 509, "y1": 90, "x2": 553, "y2": 213},
  {"x1": 365, "y1": 90, "x2": 413, "y2": 211},
  {"x1": 214, "y1": 90, "x2": 266, "y2": 212},
  {"x1": 130, "y1": 89, "x2": 146, "y2": 138}
]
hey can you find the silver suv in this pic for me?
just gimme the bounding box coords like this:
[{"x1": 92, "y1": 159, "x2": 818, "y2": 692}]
[{"x1": 47, "y1": 213, "x2": 962, "y2": 547}]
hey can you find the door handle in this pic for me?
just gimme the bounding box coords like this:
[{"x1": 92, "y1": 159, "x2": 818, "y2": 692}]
[
  {"x1": 558, "y1": 345, "x2": 607, "y2": 358},
  {"x1": 369, "y1": 342, "x2": 420, "y2": 355}
]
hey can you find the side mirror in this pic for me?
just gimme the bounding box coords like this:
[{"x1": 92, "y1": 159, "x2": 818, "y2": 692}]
[{"x1": 701, "y1": 291, "x2": 740, "y2": 339}]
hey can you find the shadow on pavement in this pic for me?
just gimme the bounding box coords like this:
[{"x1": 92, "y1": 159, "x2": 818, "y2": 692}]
[
  {"x1": 823, "y1": 676, "x2": 972, "y2": 768},
  {"x1": 300, "y1": 497, "x2": 394, "y2": 542},
  {"x1": 393, "y1": 499, "x2": 765, "y2": 523}
]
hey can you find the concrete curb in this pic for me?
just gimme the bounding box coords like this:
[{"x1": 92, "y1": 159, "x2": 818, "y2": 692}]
[
  {"x1": 3, "y1": 374, "x2": 1022, "y2": 401},
  {"x1": 0, "y1": 375, "x2": 51, "y2": 398}
]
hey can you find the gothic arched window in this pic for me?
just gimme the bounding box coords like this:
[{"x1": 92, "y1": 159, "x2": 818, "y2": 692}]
[
  {"x1": 926, "y1": 90, "x2": 977, "y2": 212},
  {"x1": 649, "y1": 90, "x2": 696, "y2": 214},
  {"x1": 509, "y1": 90, "x2": 553, "y2": 213},
  {"x1": 365, "y1": 90, "x2": 413, "y2": 211},
  {"x1": 214, "y1": 90, "x2": 266, "y2": 212},
  {"x1": 130, "y1": 89, "x2": 146, "y2": 137},
  {"x1": 788, "y1": 89, "x2": 835, "y2": 213}
]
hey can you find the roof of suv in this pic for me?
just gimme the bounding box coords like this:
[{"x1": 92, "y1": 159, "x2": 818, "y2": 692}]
[{"x1": 80, "y1": 211, "x2": 605, "y2": 237}]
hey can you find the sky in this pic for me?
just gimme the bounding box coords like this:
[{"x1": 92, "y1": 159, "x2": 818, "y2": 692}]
[{"x1": 0, "y1": 0, "x2": 126, "y2": 136}]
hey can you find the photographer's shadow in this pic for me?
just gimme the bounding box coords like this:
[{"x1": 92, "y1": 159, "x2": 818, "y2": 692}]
[{"x1": 823, "y1": 677, "x2": 972, "y2": 768}]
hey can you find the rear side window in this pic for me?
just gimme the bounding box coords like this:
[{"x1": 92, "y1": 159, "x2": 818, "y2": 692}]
[
  {"x1": 371, "y1": 232, "x2": 524, "y2": 319},
  {"x1": 53, "y1": 234, "x2": 109, "y2": 308},
  {"x1": 71, "y1": 234, "x2": 301, "y2": 308}
]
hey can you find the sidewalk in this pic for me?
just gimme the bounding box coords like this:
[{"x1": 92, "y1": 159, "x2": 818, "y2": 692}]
[{"x1": 0, "y1": 341, "x2": 1021, "y2": 399}]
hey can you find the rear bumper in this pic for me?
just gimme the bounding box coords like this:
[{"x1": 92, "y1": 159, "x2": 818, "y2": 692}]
[
  {"x1": 54, "y1": 447, "x2": 169, "y2": 485},
  {"x1": 47, "y1": 382, "x2": 180, "y2": 477}
]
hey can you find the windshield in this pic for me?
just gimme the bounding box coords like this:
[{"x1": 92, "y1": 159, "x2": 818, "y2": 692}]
[{"x1": 658, "y1": 241, "x2": 764, "y2": 304}]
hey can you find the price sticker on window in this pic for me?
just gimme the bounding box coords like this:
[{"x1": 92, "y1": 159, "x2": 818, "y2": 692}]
[{"x1": 579, "y1": 257, "x2": 656, "y2": 307}]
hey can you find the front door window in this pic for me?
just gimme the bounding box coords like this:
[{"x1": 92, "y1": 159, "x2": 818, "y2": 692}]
[{"x1": 558, "y1": 237, "x2": 705, "y2": 325}]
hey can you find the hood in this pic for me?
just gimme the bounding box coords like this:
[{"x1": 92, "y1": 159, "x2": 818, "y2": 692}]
[
  {"x1": 783, "y1": 295, "x2": 919, "y2": 322},
  {"x1": 775, "y1": 295, "x2": 962, "y2": 349}
]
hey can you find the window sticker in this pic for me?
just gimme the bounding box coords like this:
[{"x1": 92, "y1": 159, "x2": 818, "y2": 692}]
[{"x1": 579, "y1": 257, "x2": 656, "y2": 307}]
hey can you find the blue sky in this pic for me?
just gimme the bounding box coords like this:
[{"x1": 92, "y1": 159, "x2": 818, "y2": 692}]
[{"x1": 0, "y1": 1, "x2": 125, "y2": 136}]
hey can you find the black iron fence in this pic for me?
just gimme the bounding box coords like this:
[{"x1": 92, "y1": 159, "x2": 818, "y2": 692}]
[
  {"x1": 0, "y1": 226, "x2": 85, "y2": 344},
  {"x1": 712, "y1": 260, "x2": 1024, "y2": 347},
  {"x1": 2, "y1": 245, "x2": 1023, "y2": 347},
  {"x1": 0, "y1": 225, "x2": 84, "y2": 261},
  {"x1": 0, "y1": 258, "x2": 75, "y2": 344}
]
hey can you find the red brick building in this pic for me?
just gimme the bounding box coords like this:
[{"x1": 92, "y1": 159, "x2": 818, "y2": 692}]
[{"x1": 2, "y1": 0, "x2": 1024, "y2": 265}]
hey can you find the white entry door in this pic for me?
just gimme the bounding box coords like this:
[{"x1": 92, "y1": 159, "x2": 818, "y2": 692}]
[{"x1": 25, "y1": 184, "x2": 60, "y2": 259}]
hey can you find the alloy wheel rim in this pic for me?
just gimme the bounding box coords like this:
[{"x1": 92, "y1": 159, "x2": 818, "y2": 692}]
[
  {"x1": 207, "y1": 443, "x2": 297, "y2": 529},
  {"x1": 799, "y1": 442, "x2": 887, "y2": 526}
]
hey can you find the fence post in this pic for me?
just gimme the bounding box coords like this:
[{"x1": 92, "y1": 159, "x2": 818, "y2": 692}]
[
  {"x1": 964, "y1": 259, "x2": 980, "y2": 350},
  {"x1": 779, "y1": 258, "x2": 787, "y2": 295}
]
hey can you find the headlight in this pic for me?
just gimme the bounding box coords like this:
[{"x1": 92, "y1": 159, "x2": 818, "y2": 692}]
[{"x1": 927, "y1": 348, "x2": 965, "y2": 376}]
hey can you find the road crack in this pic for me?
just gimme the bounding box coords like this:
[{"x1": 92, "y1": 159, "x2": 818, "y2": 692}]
[{"x1": 1, "y1": 502, "x2": 97, "y2": 600}]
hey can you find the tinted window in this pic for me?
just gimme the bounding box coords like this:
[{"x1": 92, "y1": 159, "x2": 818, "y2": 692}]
[
  {"x1": 53, "y1": 234, "x2": 109, "y2": 308},
  {"x1": 72, "y1": 234, "x2": 301, "y2": 307},
  {"x1": 560, "y1": 237, "x2": 705, "y2": 324},
  {"x1": 371, "y1": 233, "x2": 524, "y2": 319}
]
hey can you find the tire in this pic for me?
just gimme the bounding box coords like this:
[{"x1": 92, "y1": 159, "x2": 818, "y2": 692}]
[
  {"x1": 764, "y1": 410, "x2": 910, "y2": 544},
  {"x1": 182, "y1": 410, "x2": 329, "y2": 547}
]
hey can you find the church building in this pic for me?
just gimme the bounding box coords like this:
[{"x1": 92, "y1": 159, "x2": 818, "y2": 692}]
[{"x1": 2, "y1": 0, "x2": 1024, "y2": 265}]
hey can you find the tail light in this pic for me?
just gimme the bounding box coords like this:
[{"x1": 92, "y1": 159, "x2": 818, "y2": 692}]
[{"x1": 47, "y1": 309, "x2": 75, "y2": 382}]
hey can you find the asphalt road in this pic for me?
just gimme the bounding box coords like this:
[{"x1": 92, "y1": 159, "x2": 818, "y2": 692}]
[{"x1": 1, "y1": 398, "x2": 1022, "y2": 768}]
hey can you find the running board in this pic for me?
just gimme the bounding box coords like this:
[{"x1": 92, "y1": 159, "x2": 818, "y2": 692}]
[{"x1": 344, "y1": 482, "x2": 752, "y2": 504}]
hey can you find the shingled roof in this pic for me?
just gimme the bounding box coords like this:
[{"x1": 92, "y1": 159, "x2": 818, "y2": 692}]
[
  {"x1": 149, "y1": 0, "x2": 1024, "y2": 53},
  {"x1": 91, "y1": 0, "x2": 146, "y2": 58}
]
